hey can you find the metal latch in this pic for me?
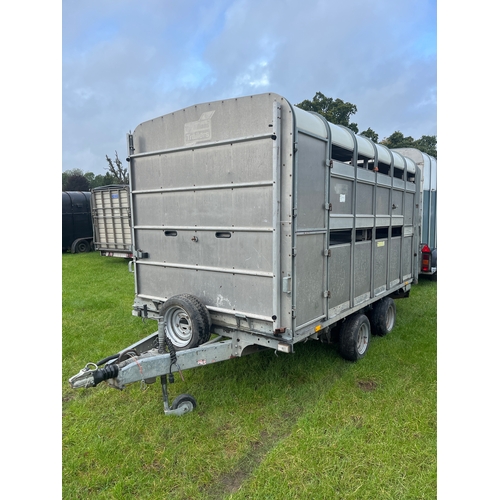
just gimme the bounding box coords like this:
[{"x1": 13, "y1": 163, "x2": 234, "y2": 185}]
[{"x1": 133, "y1": 248, "x2": 149, "y2": 259}]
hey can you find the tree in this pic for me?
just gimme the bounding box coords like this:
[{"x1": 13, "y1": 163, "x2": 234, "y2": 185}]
[
  {"x1": 64, "y1": 173, "x2": 90, "y2": 191},
  {"x1": 381, "y1": 131, "x2": 437, "y2": 158},
  {"x1": 413, "y1": 135, "x2": 437, "y2": 158},
  {"x1": 106, "y1": 151, "x2": 128, "y2": 184},
  {"x1": 90, "y1": 173, "x2": 118, "y2": 189},
  {"x1": 296, "y1": 91, "x2": 437, "y2": 157},
  {"x1": 360, "y1": 127, "x2": 379, "y2": 143},
  {"x1": 296, "y1": 92, "x2": 359, "y2": 132}
]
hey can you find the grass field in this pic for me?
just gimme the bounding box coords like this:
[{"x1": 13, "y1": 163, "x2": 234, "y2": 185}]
[{"x1": 62, "y1": 251, "x2": 436, "y2": 499}]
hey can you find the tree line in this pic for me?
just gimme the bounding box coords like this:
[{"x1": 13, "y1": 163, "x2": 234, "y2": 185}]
[
  {"x1": 295, "y1": 92, "x2": 436, "y2": 158},
  {"x1": 63, "y1": 92, "x2": 436, "y2": 191},
  {"x1": 62, "y1": 152, "x2": 128, "y2": 191}
]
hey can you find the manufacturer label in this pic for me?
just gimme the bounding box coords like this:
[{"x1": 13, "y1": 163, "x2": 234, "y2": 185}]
[{"x1": 184, "y1": 111, "x2": 215, "y2": 146}]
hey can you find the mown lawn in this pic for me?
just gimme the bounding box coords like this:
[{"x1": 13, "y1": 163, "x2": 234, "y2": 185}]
[{"x1": 62, "y1": 251, "x2": 436, "y2": 499}]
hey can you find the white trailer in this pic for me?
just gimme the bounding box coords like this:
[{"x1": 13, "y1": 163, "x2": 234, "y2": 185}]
[
  {"x1": 91, "y1": 184, "x2": 133, "y2": 259},
  {"x1": 70, "y1": 93, "x2": 427, "y2": 415},
  {"x1": 392, "y1": 148, "x2": 437, "y2": 278}
]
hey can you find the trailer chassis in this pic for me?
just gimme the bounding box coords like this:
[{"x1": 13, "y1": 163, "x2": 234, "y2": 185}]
[
  {"x1": 68, "y1": 282, "x2": 411, "y2": 415},
  {"x1": 69, "y1": 324, "x2": 292, "y2": 415}
]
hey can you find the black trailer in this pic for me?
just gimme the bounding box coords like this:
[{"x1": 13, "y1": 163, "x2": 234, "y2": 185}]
[{"x1": 62, "y1": 191, "x2": 93, "y2": 253}]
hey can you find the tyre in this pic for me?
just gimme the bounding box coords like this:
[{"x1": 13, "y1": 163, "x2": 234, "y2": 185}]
[
  {"x1": 171, "y1": 394, "x2": 197, "y2": 413},
  {"x1": 159, "y1": 294, "x2": 210, "y2": 350},
  {"x1": 370, "y1": 297, "x2": 396, "y2": 337},
  {"x1": 338, "y1": 314, "x2": 371, "y2": 361},
  {"x1": 179, "y1": 294, "x2": 212, "y2": 344},
  {"x1": 72, "y1": 239, "x2": 91, "y2": 253}
]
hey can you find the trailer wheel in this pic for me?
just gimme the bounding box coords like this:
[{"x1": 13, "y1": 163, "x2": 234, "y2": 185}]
[
  {"x1": 179, "y1": 294, "x2": 212, "y2": 344},
  {"x1": 171, "y1": 394, "x2": 197, "y2": 413},
  {"x1": 159, "y1": 294, "x2": 210, "y2": 350},
  {"x1": 338, "y1": 314, "x2": 371, "y2": 361},
  {"x1": 72, "y1": 239, "x2": 91, "y2": 253},
  {"x1": 370, "y1": 297, "x2": 396, "y2": 337}
]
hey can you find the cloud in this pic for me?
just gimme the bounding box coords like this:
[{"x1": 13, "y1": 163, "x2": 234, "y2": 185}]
[{"x1": 62, "y1": 0, "x2": 436, "y2": 173}]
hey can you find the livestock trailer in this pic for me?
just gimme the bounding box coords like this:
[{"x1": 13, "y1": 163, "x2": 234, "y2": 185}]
[
  {"x1": 392, "y1": 148, "x2": 437, "y2": 277},
  {"x1": 91, "y1": 184, "x2": 133, "y2": 259},
  {"x1": 70, "y1": 92, "x2": 424, "y2": 415},
  {"x1": 62, "y1": 191, "x2": 93, "y2": 253}
]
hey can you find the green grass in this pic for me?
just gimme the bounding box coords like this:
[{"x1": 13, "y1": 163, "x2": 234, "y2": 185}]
[{"x1": 63, "y1": 252, "x2": 436, "y2": 499}]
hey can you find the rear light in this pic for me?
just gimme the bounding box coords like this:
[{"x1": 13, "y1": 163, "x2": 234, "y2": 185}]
[{"x1": 421, "y1": 245, "x2": 431, "y2": 272}]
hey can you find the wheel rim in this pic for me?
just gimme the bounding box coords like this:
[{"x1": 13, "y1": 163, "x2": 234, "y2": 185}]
[
  {"x1": 386, "y1": 305, "x2": 395, "y2": 331},
  {"x1": 356, "y1": 322, "x2": 369, "y2": 355},
  {"x1": 164, "y1": 306, "x2": 193, "y2": 348}
]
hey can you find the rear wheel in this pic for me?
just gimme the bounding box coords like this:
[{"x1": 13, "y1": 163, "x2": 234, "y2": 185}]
[
  {"x1": 370, "y1": 297, "x2": 396, "y2": 337},
  {"x1": 338, "y1": 314, "x2": 371, "y2": 361},
  {"x1": 159, "y1": 294, "x2": 210, "y2": 350}
]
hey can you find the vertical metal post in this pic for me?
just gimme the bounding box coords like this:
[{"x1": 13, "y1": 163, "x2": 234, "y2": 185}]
[
  {"x1": 272, "y1": 101, "x2": 282, "y2": 328},
  {"x1": 400, "y1": 157, "x2": 408, "y2": 283},
  {"x1": 369, "y1": 140, "x2": 379, "y2": 298},
  {"x1": 386, "y1": 149, "x2": 395, "y2": 290},
  {"x1": 340, "y1": 126, "x2": 358, "y2": 308}
]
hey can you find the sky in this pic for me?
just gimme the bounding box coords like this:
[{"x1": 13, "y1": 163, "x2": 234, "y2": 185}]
[{"x1": 62, "y1": 0, "x2": 437, "y2": 175}]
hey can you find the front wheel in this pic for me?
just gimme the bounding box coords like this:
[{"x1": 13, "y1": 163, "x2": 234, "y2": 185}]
[
  {"x1": 171, "y1": 394, "x2": 197, "y2": 414},
  {"x1": 338, "y1": 314, "x2": 371, "y2": 361}
]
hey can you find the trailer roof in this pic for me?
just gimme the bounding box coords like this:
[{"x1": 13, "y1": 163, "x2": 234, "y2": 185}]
[{"x1": 292, "y1": 100, "x2": 416, "y2": 174}]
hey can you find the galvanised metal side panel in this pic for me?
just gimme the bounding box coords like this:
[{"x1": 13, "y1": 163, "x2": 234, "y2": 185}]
[
  {"x1": 390, "y1": 237, "x2": 402, "y2": 284},
  {"x1": 130, "y1": 141, "x2": 273, "y2": 193},
  {"x1": 294, "y1": 128, "x2": 329, "y2": 329},
  {"x1": 376, "y1": 185, "x2": 391, "y2": 215},
  {"x1": 134, "y1": 229, "x2": 273, "y2": 274},
  {"x1": 356, "y1": 182, "x2": 373, "y2": 215},
  {"x1": 137, "y1": 264, "x2": 274, "y2": 322},
  {"x1": 392, "y1": 190, "x2": 404, "y2": 216},
  {"x1": 328, "y1": 244, "x2": 351, "y2": 312},
  {"x1": 331, "y1": 177, "x2": 354, "y2": 216},
  {"x1": 354, "y1": 241, "x2": 371, "y2": 303},
  {"x1": 374, "y1": 239, "x2": 388, "y2": 291},
  {"x1": 132, "y1": 183, "x2": 273, "y2": 229},
  {"x1": 404, "y1": 192, "x2": 415, "y2": 226},
  {"x1": 295, "y1": 132, "x2": 328, "y2": 230},
  {"x1": 402, "y1": 236, "x2": 413, "y2": 278},
  {"x1": 295, "y1": 233, "x2": 325, "y2": 326},
  {"x1": 133, "y1": 95, "x2": 277, "y2": 154},
  {"x1": 129, "y1": 93, "x2": 294, "y2": 334}
]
